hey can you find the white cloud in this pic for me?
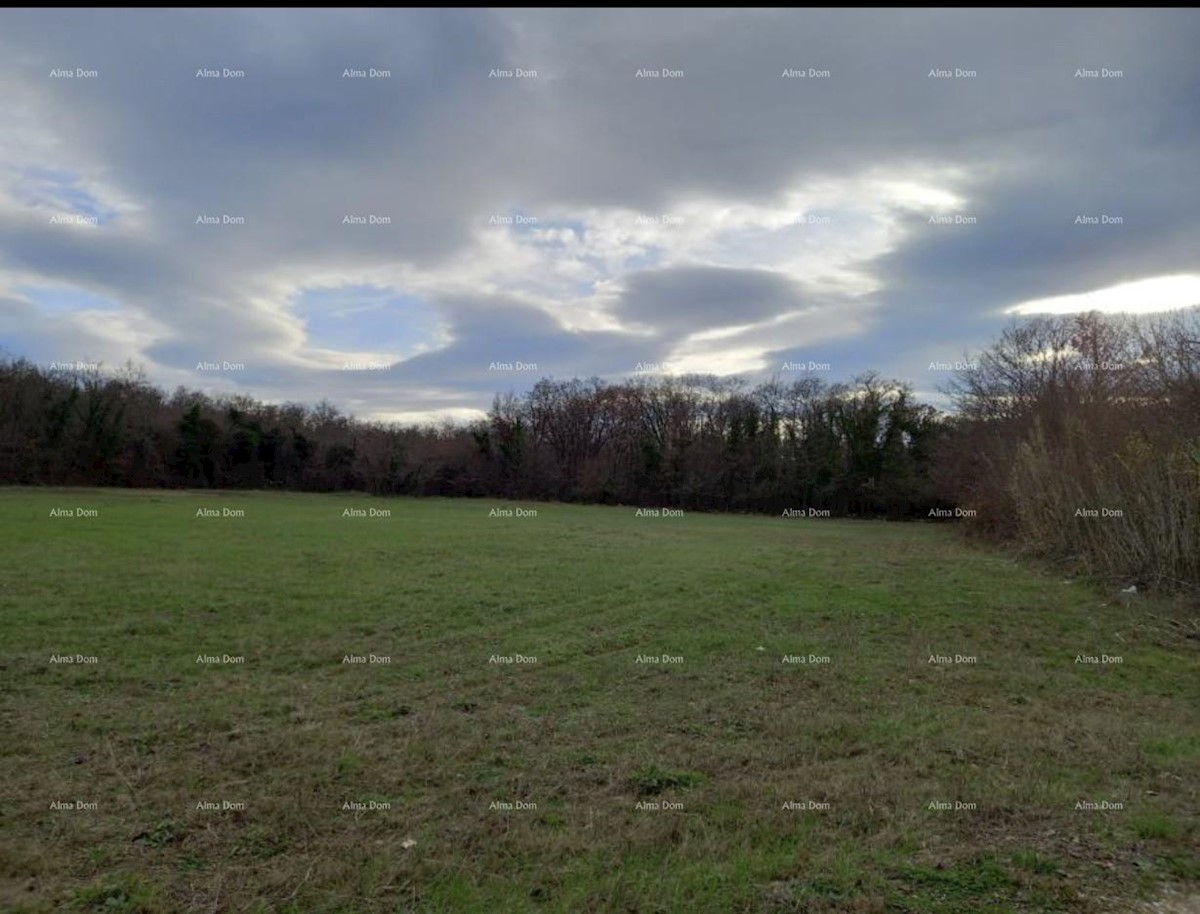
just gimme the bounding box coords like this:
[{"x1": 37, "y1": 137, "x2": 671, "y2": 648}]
[{"x1": 1007, "y1": 274, "x2": 1200, "y2": 316}]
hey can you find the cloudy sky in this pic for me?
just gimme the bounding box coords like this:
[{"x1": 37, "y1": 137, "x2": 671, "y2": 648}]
[{"x1": 2, "y1": 9, "x2": 1199, "y2": 421}]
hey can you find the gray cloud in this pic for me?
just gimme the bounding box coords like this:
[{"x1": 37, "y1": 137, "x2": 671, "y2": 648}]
[
  {"x1": 615, "y1": 266, "x2": 807, "y2": 334},
  {"x1": 0, "y1": 9, "x2": 1197, "y2": 419}
]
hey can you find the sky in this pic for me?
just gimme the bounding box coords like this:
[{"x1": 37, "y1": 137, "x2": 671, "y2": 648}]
[{"x1": 1, "y1": 9, "x2": 1198, "y2": 422}]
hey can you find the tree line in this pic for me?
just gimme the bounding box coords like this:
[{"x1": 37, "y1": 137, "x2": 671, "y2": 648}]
[
  {"x1": 4, "y1": 306, "x2": 1197, "y2": 589},
  {"x1": 0, "y1": 361, "x2": 947, "y2": 517}
]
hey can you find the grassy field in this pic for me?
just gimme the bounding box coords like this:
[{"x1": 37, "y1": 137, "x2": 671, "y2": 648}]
[{"x1": 0, "y1": 488, "x2": 1197, "y2": 914}]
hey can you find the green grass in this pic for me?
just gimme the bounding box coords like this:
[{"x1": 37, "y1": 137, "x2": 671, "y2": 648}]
[{"x1": 0, "y1": 488, "x2": 1197, "y2": 913}]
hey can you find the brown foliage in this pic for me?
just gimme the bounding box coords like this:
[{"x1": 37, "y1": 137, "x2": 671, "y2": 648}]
[{"x1": 937, "y1": 309, "x2": 1200, "y2": 590}]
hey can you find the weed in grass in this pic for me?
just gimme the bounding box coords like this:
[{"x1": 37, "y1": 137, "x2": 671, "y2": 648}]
[
  {"x1": 1134, "y1": 812, "x2": 1184, "y2": 840},
  {"x1": 69, "y1": 875, "x2": 155, "y2": 913},
  {"x1": 1010, "y1": 849, "x2": 1060, "y2": 874},
  {"x1": 630, "y1": 765, "x2": 706, "y2": 796},
  {"x1": 130, "y1": 818, "x2": 179, "y2": 849}
]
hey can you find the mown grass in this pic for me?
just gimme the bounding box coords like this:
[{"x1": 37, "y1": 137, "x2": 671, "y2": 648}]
[{"x1": 0, "y1": 488, "x2": 1196, "y2": 913}]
